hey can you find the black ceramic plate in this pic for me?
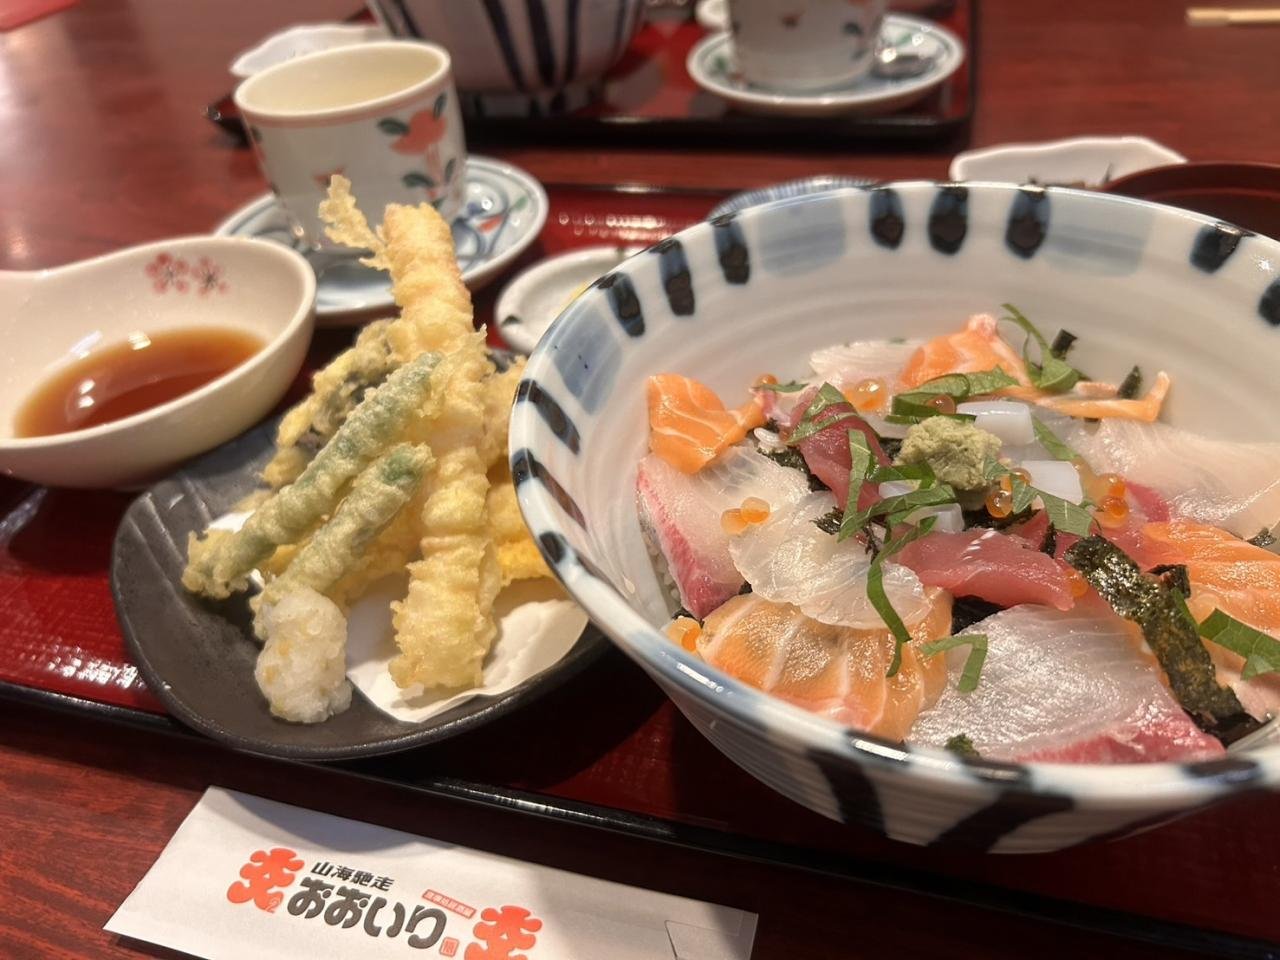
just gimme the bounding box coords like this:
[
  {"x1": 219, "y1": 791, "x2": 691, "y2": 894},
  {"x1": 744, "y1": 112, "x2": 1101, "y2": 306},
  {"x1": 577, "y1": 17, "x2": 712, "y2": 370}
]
[{"x1": 111, "y1": 419, "x2": 607, "y2": 760}]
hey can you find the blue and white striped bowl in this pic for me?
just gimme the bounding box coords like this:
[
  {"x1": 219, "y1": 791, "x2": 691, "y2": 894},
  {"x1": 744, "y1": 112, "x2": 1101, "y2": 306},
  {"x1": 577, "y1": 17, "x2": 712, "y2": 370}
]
[
  {"x1": 510, "y1": 182, "x2": 1280, "y2": 852},
  {"x1": 369, "y1": 0, "x2": 645, "y2": 95}
]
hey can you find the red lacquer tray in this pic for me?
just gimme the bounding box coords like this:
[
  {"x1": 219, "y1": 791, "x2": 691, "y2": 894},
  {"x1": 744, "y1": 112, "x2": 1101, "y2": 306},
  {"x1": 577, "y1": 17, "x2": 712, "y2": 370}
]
[{"x1": 3, "y1": 184, "x2": 1278, "y2": 959}]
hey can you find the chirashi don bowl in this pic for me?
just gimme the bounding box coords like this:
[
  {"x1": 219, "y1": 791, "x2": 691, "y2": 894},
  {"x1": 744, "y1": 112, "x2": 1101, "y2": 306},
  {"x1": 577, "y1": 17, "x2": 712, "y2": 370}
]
[{"x1": 509, "y1": 182, "x2": 1280, "y2": 852}]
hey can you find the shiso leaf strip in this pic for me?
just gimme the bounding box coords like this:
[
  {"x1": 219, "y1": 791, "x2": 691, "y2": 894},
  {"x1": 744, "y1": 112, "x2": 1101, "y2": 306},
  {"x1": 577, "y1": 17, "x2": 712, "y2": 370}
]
[
  {"x1": 1199, "y1": 609, "x2": 1280, "y2": 680},
  {"x1": 1032, "y1": 416, "x2": 1078, "y2": 462},
  {"x1": 786, "y1": 383, "x2": 856, "y2": 445},
  {"x1": 873, "y1": 516, "x2": 938, "y2": 678},
  {"x1": 835, "y1": 430, "x2": 876, "y2": 542},
  {"x1": 986, "y1": 460, "x2": 1094, "y2": 536},
  {"x1": 1000, "y1": 303, "x2": 1082, "y2": 393},
  {"x1": 887, "y1": 367, "x2": 1017, "y2": 425},
  {"x1": 921, "y1": 633, "x2": 989, "y2": 693},
  {"x1": 1064, "y1": 535, "x2": 1254, "y2": 737},
  {"x1": 757, "y1": 380, "x2": 808, "y2": 393}
]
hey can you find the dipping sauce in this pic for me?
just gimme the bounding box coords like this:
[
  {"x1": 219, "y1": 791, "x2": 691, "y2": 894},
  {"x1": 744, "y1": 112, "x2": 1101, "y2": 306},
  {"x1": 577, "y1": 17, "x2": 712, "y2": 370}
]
[{"x1": 14, "y1": 328, "x2": 264, "y2": 438}]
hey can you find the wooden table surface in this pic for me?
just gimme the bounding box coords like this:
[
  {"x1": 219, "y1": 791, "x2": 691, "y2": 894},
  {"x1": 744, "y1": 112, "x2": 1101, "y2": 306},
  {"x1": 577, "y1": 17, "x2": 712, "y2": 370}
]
[{"x1": 3, "y1": 1, "x2": 1280, "y2": 958}]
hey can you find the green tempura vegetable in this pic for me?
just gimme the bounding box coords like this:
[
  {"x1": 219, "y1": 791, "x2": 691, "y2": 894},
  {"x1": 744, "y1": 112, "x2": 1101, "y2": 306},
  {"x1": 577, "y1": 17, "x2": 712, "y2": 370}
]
[
  {"x1": 253, "y1": 443, "x2": 432, "y2": 634},
  {"x1": 897, "y1": 417, "x2": 1002, "y2": 491},
  {"x1": 183, "y1": 351, "x2": 441, "y2": 598}
]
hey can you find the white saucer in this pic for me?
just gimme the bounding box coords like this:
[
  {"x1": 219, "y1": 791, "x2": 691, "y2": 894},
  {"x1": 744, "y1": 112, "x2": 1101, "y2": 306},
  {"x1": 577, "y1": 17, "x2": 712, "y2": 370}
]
[
  {"x1": 495, "y1": 245, "x2": 643, "y2": 354},
  {"x1": 214, "y1": 155, "x2": 548, "y2": 324},
  {"x1": 686, "y1": 16, "x2": 965, "y2": 118}
]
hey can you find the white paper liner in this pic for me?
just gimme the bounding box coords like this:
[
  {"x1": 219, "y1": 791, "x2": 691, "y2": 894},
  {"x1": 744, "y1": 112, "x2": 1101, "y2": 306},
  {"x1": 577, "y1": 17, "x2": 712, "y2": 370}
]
[{"x1": 205, "y1": 511, "x2": 589, "y2": 723}]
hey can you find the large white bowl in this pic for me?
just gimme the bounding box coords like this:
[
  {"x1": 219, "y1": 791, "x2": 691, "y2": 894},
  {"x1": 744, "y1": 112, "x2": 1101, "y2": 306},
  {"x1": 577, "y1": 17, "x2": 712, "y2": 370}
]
[
  {"x1": 0, "y1": 236, "x2": 315, "y2": 488},
  {"x1": 511, "y1": 182, "x2": 1280, "y2": 852}
]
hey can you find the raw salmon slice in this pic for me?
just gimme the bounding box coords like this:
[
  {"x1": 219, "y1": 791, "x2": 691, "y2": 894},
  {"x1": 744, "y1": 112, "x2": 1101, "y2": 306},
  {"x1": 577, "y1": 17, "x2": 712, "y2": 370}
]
[
  {"x1": 899, "y1": 314, "x2": 1038, "y2": 396},
  {"x1": 647, "y1": 373, "x2": 765, "y2": 473},
  {"x1": 697, "y1": 592, "x2": 951, "y2": 740},
  {"x1": 1142, "y1": 520, "x2": 1280, "y2": 721}
]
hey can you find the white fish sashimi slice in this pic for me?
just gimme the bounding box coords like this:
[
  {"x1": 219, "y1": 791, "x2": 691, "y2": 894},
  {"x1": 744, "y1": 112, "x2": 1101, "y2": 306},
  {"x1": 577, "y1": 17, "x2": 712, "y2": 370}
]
[
  {"x1": 809, "y1": 338, "x2": 923, "y2": 389},
  {"x1": 908, "y1": 605, "x2": 1224, "y2": 763},
  {"x1": 636, "y1": 446, "x2": 821, "y2": 618},
  {"x1": 1067, "y1": 419, "x2": 1280, "y2": 537},
  {"x1": 729, "y1": 492, "x2": 931, "y2": 630}
]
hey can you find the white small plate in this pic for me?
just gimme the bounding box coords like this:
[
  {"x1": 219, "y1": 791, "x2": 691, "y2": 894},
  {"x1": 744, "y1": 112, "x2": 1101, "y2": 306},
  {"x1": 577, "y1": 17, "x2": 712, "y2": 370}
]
[
  {"x1": 949, "y1": 136, "x2": 1187, "y2": 187},
  {"x1": 495, "y1": 245, "x2": 643, "y2": 354},
  {"x1": 215, "y1": 155, "x2": 548, "y2": 325},
  {"x1": 686, "y1": 16, "x2": 965, "y2": 118},
  {"x1": 695, "y1": 0, "x2": 727, "y2": 31}
]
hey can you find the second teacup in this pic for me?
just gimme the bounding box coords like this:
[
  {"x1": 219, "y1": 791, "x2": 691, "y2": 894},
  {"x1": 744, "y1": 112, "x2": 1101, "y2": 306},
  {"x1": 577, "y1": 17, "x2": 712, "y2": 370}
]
[
  {"x1": 234, "y1": 40, "x2": 466, "y2": 247},
  {"x1": 728, "y1": 0, "x2": 886, "y2": 93}
]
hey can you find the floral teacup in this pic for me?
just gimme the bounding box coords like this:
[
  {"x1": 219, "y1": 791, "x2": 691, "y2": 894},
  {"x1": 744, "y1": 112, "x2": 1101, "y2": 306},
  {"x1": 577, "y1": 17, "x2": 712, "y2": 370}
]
[{"x1": 234, "y1": 40, "x2": 465, "y2": 247}]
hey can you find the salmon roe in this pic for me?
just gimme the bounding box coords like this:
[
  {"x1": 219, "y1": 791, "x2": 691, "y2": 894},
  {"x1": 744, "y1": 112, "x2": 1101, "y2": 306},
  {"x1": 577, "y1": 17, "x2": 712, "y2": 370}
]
[
  {"x1": 847, "y1": 377, "x2": 888, "y2": 413},
  {"x1": 926, "y1": 394, "x2": 957, "y2": 415},
  {"x1": 1101, "y1": 472, "x2": 1127, "y2": 498},
  {"x1": 1065, "y1": 568, "x2": 1090, "y2": 598},
  {"x1": 986, "y1": 487, "x2": 1013, "y2": 518},
  {"x1": 1095, "y1": 495, "x2": 1130, "y2": 528},
  {"x1": 665, "y1": 617, "x2": 702, "y2": 652},
  {"x1": 1011, "y1": 467, "x2": 1032, "y2": 486},
  {"x1": 721, "y1": 508, "x2": 748, "y2": 535},
  {"x1": 754, "y1": 373, "x2": 779, "y2": 388},
  {"x1": 740, "y1": 496, "x2": 771, "y2": 524}
]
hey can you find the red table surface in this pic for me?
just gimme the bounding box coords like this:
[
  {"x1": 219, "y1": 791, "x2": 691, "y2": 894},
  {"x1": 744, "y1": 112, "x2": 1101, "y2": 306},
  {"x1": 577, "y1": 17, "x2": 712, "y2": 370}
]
[{"x1": 2, "y1": 183, "x2": 1279, "y2": 949}]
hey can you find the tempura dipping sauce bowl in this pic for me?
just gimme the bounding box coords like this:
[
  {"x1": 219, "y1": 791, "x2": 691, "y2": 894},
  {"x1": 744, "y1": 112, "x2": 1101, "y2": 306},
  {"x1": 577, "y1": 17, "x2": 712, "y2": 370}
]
[{"x1": 0, "y1": 236, "x2": 315, "y2": 488}]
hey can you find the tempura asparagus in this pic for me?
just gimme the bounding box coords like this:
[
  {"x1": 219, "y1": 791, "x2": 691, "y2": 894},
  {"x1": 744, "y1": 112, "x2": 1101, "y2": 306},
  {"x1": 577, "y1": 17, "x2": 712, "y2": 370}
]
[{"x1": 183, "y1": 350, "x2": 440, "y2": 598}]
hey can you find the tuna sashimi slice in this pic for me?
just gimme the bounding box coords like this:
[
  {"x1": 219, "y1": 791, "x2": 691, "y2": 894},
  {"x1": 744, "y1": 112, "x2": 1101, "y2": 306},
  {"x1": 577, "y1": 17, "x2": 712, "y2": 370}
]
[
  {"x1": 635, "y1": 446, "x2": 815, "y2": 618},
  {"x1": 1067, "y1": 418, "x2": 1280, "y2": 538},
  {"x1": 780, "y1": 386, "x2": 888, "y2": 508},
  {"x1": 897, "y1": 527, "x2": 1074, "y2": 611},
  {"x1": 909, "y1": 605, "x2": 1225, "y2": 763}
]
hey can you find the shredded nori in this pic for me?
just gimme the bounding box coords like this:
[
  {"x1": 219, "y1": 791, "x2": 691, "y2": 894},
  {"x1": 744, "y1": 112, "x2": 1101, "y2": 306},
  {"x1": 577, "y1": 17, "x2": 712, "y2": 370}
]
[
  {"x1": 1049, "y1": 329, "x2": 1078, "y2": 359},
  {"x1": 1151, "y1": 563, "x2": 1192, "y2": 597},
  {"x1": 961, "y1": 505, "x2": 1035, "y2": 531},
  {"x1": 945, "y1": 734, "x2": 981, "y2": 758},
  {"x1": 1064, "y1": 535, "x2": 1258, "y2": 742},
  {"x1": 813, "y1": 507, "x2": 844, "y2": 535},
  {"x1": 951, "y1": 596, "x2": 1004, "y2": 634},
  {"x1": 736, "y1": 581, "x2": 754, "y2": 596},
  {"x1": 1117, "y1": 366, "x2": 1143, "y2": 399},
  {"x1": 672, "y1": 606, "x2": 700, "y2": 623},
  {"x1": 1039, "y1": 522, "x2": 1057, "y2": 557},
  {"x1": 878, "y1": 436, "x2": 904, "y2": 461},
  {"x1": 1248, "y1": 528, "x2": 1277, "y2": 549}
]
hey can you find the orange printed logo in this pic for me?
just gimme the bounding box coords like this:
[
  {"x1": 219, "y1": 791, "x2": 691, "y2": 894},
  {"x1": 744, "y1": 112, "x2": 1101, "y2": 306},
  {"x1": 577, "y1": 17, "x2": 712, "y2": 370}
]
[
  {"x1": 226, "y1": 847, "x2": 304, "y2": 913},
  {"x1": 465, "y1": 905, "x2": 542, "y2": 960}
]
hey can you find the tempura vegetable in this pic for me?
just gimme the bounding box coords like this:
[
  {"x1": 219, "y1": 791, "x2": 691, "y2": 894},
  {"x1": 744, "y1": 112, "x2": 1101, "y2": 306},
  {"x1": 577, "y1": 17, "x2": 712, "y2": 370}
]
[
  {"x1": 182, "y1": 350, "x2": 440, "y2": 599},
  {"x1": 183, "y1": 176, "x2": 565, "y2": 724},
  {"x1": 263, "y1": 320, "x2": 399, "y2": 488},
  {"x1": 255, "y1": 588, "x2": 352, "y2": 723},
  {"x1": 255, "y1": 442, "x2": 431, "y2": 624}
]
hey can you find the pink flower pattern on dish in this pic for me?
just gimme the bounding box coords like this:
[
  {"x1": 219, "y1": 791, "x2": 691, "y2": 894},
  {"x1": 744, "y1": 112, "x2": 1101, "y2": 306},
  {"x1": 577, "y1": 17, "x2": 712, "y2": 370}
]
[
  {"x1": 145, "y1": 252, "x2": 190, "y2": 293},
  {"x1": 145, "y1": 253, "x2": 228, "y2": 295}
]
